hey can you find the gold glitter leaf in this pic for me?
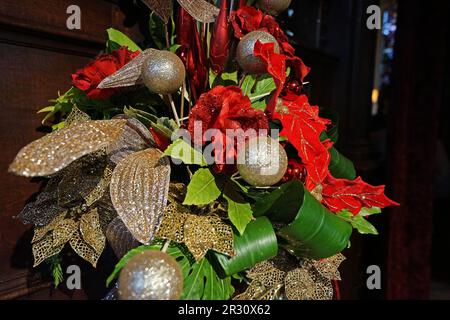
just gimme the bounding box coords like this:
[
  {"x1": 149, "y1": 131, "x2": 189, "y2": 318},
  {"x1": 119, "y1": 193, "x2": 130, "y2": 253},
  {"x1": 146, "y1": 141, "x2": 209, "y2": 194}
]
[
  {"x1": 313, "y1": 254, "x2": 346, "y2": 281},
  {"x1": 32, "y1": 213, "x2": 66, "y2": 244},
  {"x1": 32, "y1": 233, "x2": 65, "y2": 267},
  {"x1": 97, "y1": 50, "x2": 155, "y2": 89},
  {"x1": 9, "y1": 120, "x2": 127, "y2": 177},
  {"x1": 70, "y1": 230, "x2": 101, "y2": 267},
  {"x1": 284, "y1": 268, "x2": 316, "y2": 300},
  {"x1": 177, "y1": 0, "x2": 220, "y2": 23},
  {"x1": 110, "y1": 148, "x2": 171, "y2": 245},
  {"x1": 84, "y1": 166, "x2": 113, "y2": 207},
  {"x1": 65, "y1": 106, "x2": 90, "y2": 126},
  {"x1": 53, "y1": 218, "x2": 78, "y2": 247},
  {"x1": 80, "y1": 208, "x2": 106, "y2": 255},
  {"x1": 234, "y1": 281, "x2": 282, "y2": 300},
  {"x1": 142, "y1": 0, "x2": 173, "y2": 23}
]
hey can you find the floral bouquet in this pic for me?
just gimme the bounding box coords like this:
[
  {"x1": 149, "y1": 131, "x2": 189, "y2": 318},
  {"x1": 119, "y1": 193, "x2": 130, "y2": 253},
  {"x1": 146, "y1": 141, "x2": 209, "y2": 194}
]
[{"x1": 8, "y1": 0, "x2": 398, "y2": 300}]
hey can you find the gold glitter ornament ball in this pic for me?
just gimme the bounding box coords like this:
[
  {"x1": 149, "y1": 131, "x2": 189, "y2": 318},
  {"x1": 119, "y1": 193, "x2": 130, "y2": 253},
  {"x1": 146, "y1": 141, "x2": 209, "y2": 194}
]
[
  {"x1": 118, "y1": 250, "x2": 184, "y2": 300},
  {"x1": 236, "y1": 31, "x2": 280, "y2": 74},
  {"x1": 142, "y1": 50, "x2": 185, "y2": 94},
  {"x1": 257, "y1": 0, "x2": 292, "y2": 16},
  {"x1": 237, "y1": 136, "x2": 288, "y2": 187}
]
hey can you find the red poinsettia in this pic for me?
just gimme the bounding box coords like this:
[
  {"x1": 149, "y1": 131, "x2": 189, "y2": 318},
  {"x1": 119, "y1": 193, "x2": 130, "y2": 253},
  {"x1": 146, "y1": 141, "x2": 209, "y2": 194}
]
[
  {"x1": 71, "y1": 47, "x2": 140, "y2": 100},
  {"x1": 231, "y1": 5, "x2": 310, "y2": 82},
  {"x1": 188, "y1": 85, "x2": 269, "y2": 172},
  {"x1": 322, "y1": 174, "x2": 400, "y2": 215},
  {"x1": 274, "y1": 93, "x2": 332, "y2": 191}
]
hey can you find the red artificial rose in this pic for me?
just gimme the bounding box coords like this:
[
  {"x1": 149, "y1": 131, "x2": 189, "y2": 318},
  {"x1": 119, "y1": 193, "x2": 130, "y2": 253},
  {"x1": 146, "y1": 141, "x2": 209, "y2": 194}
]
[
  {"x1": 274, "y1": 93, "x2": 332, "y2": 191},
  {"x1": 231, "y1": 6, "x2": 310, "y2": 82},
  {"x1": 71, "y1": 47, "x2": 140, "y2": 100},
  {"x1": 188, "y1": 86, "x2": 269, "y2": 172},
  {"x1": 322, "y1": 174, "x2": 400, "y2": 215}
]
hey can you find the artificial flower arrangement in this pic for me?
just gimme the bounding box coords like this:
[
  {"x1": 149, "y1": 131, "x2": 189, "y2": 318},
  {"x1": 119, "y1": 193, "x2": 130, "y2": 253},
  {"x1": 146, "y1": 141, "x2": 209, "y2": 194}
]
[{"x1": 8, "y1": 0, "x2": 398, "y2": 300}]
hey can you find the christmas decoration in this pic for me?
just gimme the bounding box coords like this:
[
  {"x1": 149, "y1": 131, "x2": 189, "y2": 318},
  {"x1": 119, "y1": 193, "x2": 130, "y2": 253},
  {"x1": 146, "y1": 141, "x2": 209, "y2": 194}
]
[
  {"x1": 236, "y1": 30, "x2": 280, "y2": 74},
  {"x1": 237, "y1": 136, "x2": 288, "y2": 187},
  {"x1": 257, "y1": 0, "x2": 292, "y2": 16},
  {"x1": 118, "y1": 250, "x2": 184, "y2": 300},
  {"x1": 8, "y1": 0, "x2": 399, "y2": 301}
]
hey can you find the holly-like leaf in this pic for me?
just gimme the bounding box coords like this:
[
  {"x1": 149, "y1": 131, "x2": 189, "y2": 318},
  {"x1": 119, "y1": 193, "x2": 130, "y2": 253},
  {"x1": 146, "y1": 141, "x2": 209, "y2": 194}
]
[
  {"x1": 336, "y1": 210, "x2": 379, "y2": 235},
  {"x1": 106, "y1": 28, "x2": 141, "y2": 52},
  {"x1": 164, "y1": 139, "x2": 207, "y2": 166},
  {"x1": 183, "y1": 169, "x2": 221, "y2": 205},
  {"x1": 274, "y1": 94, "x2": 332, "y2": 191},
  {"x1": 322, "y1": 174, "x2": 400, "y2": 215},
  {"x1": 223, "y1": 182, "x2": 253, "y2": 235}
]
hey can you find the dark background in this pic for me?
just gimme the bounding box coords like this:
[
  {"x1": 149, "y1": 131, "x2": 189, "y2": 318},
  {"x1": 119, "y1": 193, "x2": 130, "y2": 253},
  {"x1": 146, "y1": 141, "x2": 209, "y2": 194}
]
[{"x1": 0, "y1": 0, "x2": 449, "y2": 300}]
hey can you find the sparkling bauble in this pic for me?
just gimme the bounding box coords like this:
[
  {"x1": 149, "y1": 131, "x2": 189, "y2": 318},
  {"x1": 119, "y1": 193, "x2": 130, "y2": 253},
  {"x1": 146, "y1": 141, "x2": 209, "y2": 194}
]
[
  {"x1": 257, "y1": 0, "x2": 292, "y2": 16},
  {"x1": 142, "y1": 50, "x2": 185, "y2": 94},
  {"x1": 118, "y1": 250, "x2": 184, "y2": 300},
  {"x1": 237, "y1": 136, "x2": 288, "y2": 187},
  {"x1": 236, "y1": 31, "x2": 280, "y2": 74}
]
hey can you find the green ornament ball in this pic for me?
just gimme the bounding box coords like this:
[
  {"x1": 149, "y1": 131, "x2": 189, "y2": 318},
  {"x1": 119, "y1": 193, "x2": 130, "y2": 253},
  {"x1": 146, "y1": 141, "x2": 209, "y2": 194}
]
[
  {"x1": 257, "y1": 0, "x2": 292, "y2": 16},
  {"x1": 236, "y1": 30, "x2": 280, "y2": 74},
  {"x1": 237, "y1": 136, "x2": 288, "y2": 187},
  {"x1": 142, "y1": 50, "x2": 185, "y2": 94},
  {"x1": 118, "y1": 250, "x2": 184, "y2": 300}
]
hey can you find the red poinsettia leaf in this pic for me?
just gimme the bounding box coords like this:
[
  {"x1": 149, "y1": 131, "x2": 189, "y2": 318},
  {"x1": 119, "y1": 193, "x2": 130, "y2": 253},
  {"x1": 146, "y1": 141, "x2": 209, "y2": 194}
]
[
  {"x1": 322, "y1": 174, "x2": 400, "y2": 215},
  {"x1": 273, "y1": 94, "x2": 332, "y2": 190},
  {"x1": 253, "y1": 40, "x2": 286, "y2": 117}
]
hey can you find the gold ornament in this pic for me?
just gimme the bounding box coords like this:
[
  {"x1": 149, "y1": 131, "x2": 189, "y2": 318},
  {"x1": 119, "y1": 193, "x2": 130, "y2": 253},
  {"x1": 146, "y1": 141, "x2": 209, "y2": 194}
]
[
  {"x1": 237, "y1": 136, "x2": 288, "y2": 187},
  {"x1": 118, "y1": 250, "x2": 184, "y2": 300},
  {"x1": 110, "y1": 149, "x2": 171, "y2": 245},
  {"x1": 236, "y1": 31, "x2": 280, "y2": 74},
  {"x1": 256, "y1": 0, "x2": 292, "y2": 16}
]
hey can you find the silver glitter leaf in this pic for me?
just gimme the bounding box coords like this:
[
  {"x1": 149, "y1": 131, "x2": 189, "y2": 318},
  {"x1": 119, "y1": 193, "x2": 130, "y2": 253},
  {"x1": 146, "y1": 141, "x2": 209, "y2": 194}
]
[
  {"x1": 177, "y1": 0, "x2": 220, "y2": 23},
  {"x1": 106, "y1": 217, "x2": 140, "y2": 259},
  {"x1": 142, "y1": 0, "x2": 173, "y2": 23},
  {"x1": 97, "y1": 50, "x2": 156, "y2": 89},
  {"x1": 9, "y1": 120, "x2": 127, "y2": 177},
  {"x1": 107, "y1": 117, "x2": 155, "y2": 165},
  {"x1": 110, "y1": 148, "x2": 171, "y2": 245}
]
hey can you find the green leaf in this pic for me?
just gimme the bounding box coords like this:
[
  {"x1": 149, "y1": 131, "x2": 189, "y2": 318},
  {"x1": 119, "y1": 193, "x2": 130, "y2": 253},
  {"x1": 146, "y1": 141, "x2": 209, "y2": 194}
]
[
  {"x1": 223, "y1": 183, "x2": 253, "y2": 235},
  {"x1": 328, "y1": 146, "x2": 357, "y2": 180},
  {"x1": 251, "y1": 99, "x2": 267, "y2": 111},
  {"x1": 47, "y1": 255, "x2": 63, "y2": 288},
  {"x1": 241, "y1": 75, "x2": 256, "y2": 96},
  {"x1": 149, "y1": 12, "x2": 166, "y2": 50},
  {"x1": 249, "y1": 74, "x2": 276, "y2": 99},
  {"x1": 170, "y1": 44, "x2": 181, "y2": 53},
  {"x1": 183, "y1": 169, "x2": 221, "y2": 205},
  {"x1": 359, "y1": 207, "x2": 382, "y2": 217},
  {"x1": 320, "y1": 108, "x2": 340, "y2": 143},
  {"x1": 38, "y1": 106, "x2": 55, "y2": 114},
  {"x1": 336, "y1": 210, "x2": 379, "y2": 235},
  {"x1": 209, "y1": 69, "x2": 239, "y2": 88},
  {"x1": 164, "y1": 139, "x2": 207, "y2": 166},
  {"x1": 211, "y1": 217, "x2": 278, "y2": 277},
  {"x1": 254, "y1": 181, "x2": 353, "y2": 259},
  {"x1": 106, "y1": 28, "x2": 141, "y2": 52}
]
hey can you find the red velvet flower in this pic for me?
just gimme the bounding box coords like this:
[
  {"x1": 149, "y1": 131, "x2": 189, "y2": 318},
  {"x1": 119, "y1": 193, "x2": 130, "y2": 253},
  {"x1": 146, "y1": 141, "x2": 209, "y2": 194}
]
[
  {"x1": 322, "y1": 174, "x2": 400, "y2": 215},
  {"x1": 71, "y1": 47, "x2": 140, "y2": 100},
  {"x1": 188, "y1": 86, "x2": 269, "y2": 172}
]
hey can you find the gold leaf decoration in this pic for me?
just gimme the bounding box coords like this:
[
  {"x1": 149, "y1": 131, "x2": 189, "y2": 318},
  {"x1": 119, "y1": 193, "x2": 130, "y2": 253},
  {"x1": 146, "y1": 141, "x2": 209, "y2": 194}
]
[
  {"x1": 65, "y1": 106, "x2": 90, "y2": 126},
  {"x1": 312, "y1": 254, "x2": 346, "y2": 281},
  {"x1": 106, "y1": 217, "x2": 140, "y2": 259},
  {"x1": 284, "y1": 268, "x2": 316, "y2": 300},
  {"x1": 157, "y1": 202, "x2": 235, "y2": 261},
  {"x1": 234, "y1": 281, "x2": 282, "y2": 300},
  {"x1": 9, "y1": 120, "x2": 127, "y2": 177},
  {"x1": 107, "y1": 118, "x2": 155, "y2": 165},
  {"x1": 110, "y1": 148, "x2": 171, "y2": 245},
  {"x1": 177, "y1": 0, "x2": 220, "y2": 23},
  {"x1": 80, "y1": 208, "x2": 106, "y2": 255},
  {"x1": 84, "y1": 166, "x2": 114, "y2": 207},
  {"x1": 97, "y1": 50, "x2": 156, "y2": 89},
  {"x1": 52, "y1": 218, "x2": 77, "y2": 247},
  {"x1": 32, "y1": 213, "x2": 66, "y2": 244},
  {"x1": 69, "y1": 230, "x2": 101, "y2": 267},
  {"x1": 32, "y1": 233, "x2": 65, "y2": 267},
  {"x1": 142, "y1": 0, "x2": 173, "y2": 23}
]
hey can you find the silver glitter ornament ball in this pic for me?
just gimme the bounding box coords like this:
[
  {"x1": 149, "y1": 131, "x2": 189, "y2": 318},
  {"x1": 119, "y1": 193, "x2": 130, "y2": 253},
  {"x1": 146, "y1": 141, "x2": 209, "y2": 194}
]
[
  {"x1": 118, "y1": 250, "x2": 184, "y2": 300},
  {"x1": 237, "y1": 136, "x2": 288, "y2": 187},
  {"x1": 236, "y1": 31, "x2": 280, "y2": 74},
  {"x1": 142, "y1": 50, "x2": 185, "y2": 94},
  {"x1": 257, "y1": 0, "x2": 292, "y2": 16}
]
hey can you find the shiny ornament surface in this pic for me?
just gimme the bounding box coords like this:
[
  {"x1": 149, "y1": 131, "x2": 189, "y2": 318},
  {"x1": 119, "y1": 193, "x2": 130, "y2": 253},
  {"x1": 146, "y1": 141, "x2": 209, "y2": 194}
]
[
  {"x1": 237, "y1": 136, "x2": 288, "y2": 187},
  {"x1": 257, "y1": 0, "x2": 292, "y2": 16},
  {"x1": 142, "y1": 50, "x2": 185, "y2": 94},
  {"x1": 236, "y1": 31, "x2": 280, "y2": 74},
  {"x1": 118, "y1": 250, "x2": 183, "y2": 300}
]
